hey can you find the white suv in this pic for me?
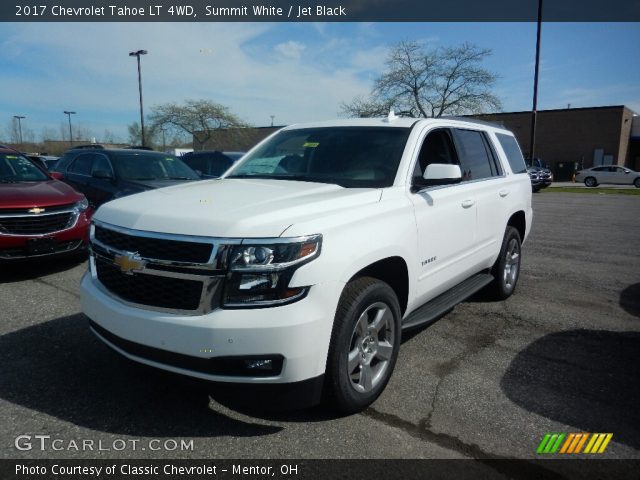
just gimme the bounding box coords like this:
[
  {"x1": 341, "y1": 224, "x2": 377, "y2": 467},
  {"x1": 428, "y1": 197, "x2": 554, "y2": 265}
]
[{"x1": 81, "y1": 116, "x2": 532, "y2": 413}]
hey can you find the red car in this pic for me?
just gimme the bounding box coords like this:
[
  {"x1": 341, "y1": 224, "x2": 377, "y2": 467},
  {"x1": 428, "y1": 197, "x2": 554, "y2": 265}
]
[{"x1": 0, "y1": 146, "x2": 92, "y2": 261}]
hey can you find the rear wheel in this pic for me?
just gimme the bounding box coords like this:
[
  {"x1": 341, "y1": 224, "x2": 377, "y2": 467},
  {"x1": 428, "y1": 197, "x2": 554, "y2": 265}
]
[
  {"x1": 490, "y1": 226, "x2": 522, "y2": 300},
  {"x1": 324, "y1": 277, "x2": 401, "y2": 413},
  {"x1": 584, "y1": 177, "x2": 597, "y2": 187},
  {"x1": 634, "y1": 178, "x2": 640, "y2": 188}
]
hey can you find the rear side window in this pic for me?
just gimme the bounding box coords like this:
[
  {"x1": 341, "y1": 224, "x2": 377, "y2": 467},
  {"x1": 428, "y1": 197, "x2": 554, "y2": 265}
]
[
  {"x1": 452, "y1": 129, "x2": 496, "y2": 181},
  {"x1": 68, "y1": 153, "x2": 94, "y2": 176},
  {"x1": 496, "y1": 133, "x2": 527, "y2": 174},
  {"x1": 91, "y1": 154, "x2": 113, "y2": 175}
]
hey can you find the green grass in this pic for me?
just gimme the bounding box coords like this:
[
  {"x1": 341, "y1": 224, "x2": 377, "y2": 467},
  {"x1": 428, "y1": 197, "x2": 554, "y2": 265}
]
[{"x1": 542, "y1": 187, "x2": 640, "y2": 196}]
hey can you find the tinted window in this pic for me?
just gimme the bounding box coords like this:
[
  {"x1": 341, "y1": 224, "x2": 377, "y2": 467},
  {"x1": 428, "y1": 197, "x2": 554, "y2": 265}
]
[
  {"x1": 69, "y1": 153, "x2": 94, "y2": 175},
  {"x1": 109, "y1": 152, "x2": 200, "y2": 181},
  {"x1": 453, "y1": 129, "x2": 495, "y2": 181},
  {"x1": 413, "y1": 129, "x2": 458, "y2": 179},
  {"x1": 91, "y1": 154, "x2": 113, "y2": 175},
  {"x1": 227, "y1": 127, "x2": 411, "y2": 188},
  {"x1": 496, "y1": 133, "x2": 526, "y2": 174},
  {"x1": 592, "y1": 167, "x2": 608, "y2": 172},
  {"x1": 182, "y1": 154, "x2": 207, "y2": 173}
]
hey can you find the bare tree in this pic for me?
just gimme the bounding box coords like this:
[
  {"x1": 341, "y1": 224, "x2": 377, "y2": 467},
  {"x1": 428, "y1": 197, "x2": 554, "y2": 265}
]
[
  {"x1": 149, "y1": 99, "x2": 246, "y2": 150},
  {"x1": 341, "y1": 41, "x2": 502, "y2": 118}
]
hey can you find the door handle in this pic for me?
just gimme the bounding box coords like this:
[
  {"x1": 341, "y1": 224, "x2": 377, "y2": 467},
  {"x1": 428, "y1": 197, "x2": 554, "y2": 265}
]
[
  {"x1": 499, "y1": 189, "x2": 510, "y2": 197},
  {"x1": 461, "y1": 199, "x2": 475, "y2": 208}
]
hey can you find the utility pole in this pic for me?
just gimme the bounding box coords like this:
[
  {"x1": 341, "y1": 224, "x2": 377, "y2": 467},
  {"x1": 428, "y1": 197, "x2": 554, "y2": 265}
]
[
  {"x1": 129, "y1": 49, "x2": 148, "y2": 147},
  {"x1": 529, "y1": 0, "x2": 543, "y2": 164},
  {"x1": 13, "y1": 115, "x2": 25, "y2": 147},
  {"x1": 63, "y1": 111, "x2": 76, "y2": 147}
]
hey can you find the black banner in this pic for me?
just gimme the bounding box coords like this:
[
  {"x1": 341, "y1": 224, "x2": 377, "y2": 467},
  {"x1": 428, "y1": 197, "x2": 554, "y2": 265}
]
[
  {"x1": 2, "y1": 0, "x2": 640, "y2": 22},
  {"x1": 3, "y1": 459, "x2": 640, "y2": 480}
]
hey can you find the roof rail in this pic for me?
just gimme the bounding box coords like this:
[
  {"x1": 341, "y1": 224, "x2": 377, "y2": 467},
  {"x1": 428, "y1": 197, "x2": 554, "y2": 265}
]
[
  {"x1": 69, "y1": 144, "x2": 105, "y2": 150},
  {"x1": 441, "y1": 116, "x2": 505, "y2": 129}
]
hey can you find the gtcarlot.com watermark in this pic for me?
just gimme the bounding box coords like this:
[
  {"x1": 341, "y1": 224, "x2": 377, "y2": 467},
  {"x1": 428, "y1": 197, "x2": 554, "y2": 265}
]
[{"x1": 15, "y1": 435, "x2": 194, "y2": 452}]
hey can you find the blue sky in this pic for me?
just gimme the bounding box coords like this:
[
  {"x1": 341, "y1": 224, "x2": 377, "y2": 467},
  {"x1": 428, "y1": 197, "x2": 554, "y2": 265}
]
[{"x1": 1, "y1": 22, "x2": 638, "y2": 142}]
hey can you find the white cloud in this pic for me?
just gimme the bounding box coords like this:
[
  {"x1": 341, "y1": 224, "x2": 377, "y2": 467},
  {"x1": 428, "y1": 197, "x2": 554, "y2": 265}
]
[
  {"x1": 0, "y1": 23, "x2": 373, "y2": 138},
  {"x1": 274, "y1": 40, "x2": 306, "y2": 60}
]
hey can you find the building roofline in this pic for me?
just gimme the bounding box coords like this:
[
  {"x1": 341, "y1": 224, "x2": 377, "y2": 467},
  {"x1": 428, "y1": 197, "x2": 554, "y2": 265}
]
[{"x1": 467, "y1": 105, "x2": 630, "y2": 117}]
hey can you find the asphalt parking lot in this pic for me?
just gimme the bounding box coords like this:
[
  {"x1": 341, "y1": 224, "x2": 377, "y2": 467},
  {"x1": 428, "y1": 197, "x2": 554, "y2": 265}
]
[{"x1": 1, "y1": 192, "x2": 639, "y2": 464}]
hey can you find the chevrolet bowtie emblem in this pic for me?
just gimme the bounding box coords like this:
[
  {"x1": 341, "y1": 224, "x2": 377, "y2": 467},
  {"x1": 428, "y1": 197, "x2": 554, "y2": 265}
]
[
  {"x1": 113, "y1": 252, "x2": 146, "y2": 275},
  {"x1": 28, "y1": 207, "x2": 45, "y2": 214}
]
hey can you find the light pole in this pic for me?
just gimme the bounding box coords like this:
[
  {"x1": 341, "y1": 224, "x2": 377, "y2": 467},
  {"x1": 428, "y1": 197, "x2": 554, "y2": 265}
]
[
  {"x1": 64, "y1": 111, "x2": 76, "y2": 146},
  {"x1": 129, "y1": 49, "x2": 148, "y2": 147},
  {"x1": 529, "y1": 0, "x2": 543, "y2": 164},
  {"x1": 13, "y1": 115, "x2": 25, "y2": 147},
  {"x1": 270, "y1": 115, "x2": 275, "y2": 127}
]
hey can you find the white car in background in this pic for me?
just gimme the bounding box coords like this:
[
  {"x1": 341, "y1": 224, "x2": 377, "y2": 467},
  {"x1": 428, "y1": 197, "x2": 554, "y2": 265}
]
[{"x1": 575, "y1": 166, "x2": 640, "y2": 187}]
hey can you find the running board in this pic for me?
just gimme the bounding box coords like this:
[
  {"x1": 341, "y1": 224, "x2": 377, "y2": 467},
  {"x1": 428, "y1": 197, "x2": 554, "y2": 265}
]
[{"x1": 401, "y1": 273, "x2": 494, "y2": 331}]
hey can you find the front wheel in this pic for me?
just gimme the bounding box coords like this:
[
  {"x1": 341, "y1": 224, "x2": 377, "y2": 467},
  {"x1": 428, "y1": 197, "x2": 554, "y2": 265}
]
[
  {"x1": 490, "y1": 226, "x2": 522, "y2": 300},
  {"x1": 324, "y1": 277, "x2": 401, "y2": 413}
]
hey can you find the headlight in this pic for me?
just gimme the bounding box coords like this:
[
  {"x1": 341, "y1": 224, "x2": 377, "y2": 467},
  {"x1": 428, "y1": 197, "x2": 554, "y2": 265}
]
[
  {"x1": 74, "y1": 197, "x2": 89, "y2": 212},
  {"x1": 222, "y1": 235, "x2": 321, "y2": 308}
]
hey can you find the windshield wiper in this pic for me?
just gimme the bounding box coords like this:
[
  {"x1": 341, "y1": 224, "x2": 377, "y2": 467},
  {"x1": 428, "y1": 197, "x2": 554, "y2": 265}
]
[
  {"x1": 167, "y1": 176, "x2": 193, "y2": 180},
  {"x1": 0, "y1": 178, "x2": 17, "y2": 183},
  {"x1": 130, "y1": 177, "x2": 157, "y2": 180}
]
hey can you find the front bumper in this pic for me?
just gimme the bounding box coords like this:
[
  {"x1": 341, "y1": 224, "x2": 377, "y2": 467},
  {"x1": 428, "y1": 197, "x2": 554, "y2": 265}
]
[
  {"x1": 81, "y1": 271, "x2": 341, "y2": 386},
  {"x1": 0, "y1": 210, "x2": 91, "y2": 260}
]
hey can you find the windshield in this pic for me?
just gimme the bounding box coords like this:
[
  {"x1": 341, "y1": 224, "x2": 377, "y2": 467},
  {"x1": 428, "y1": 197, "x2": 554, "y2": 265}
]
[
  {"x1": 225, "y1": 127, "x2": 411, "y2": 188},
  {"x1": 109, "y1": 152, "x2": 200, "y2": 181},
  {"x1": 0, "y1": 153, "x2": 49, "y2": 182}
]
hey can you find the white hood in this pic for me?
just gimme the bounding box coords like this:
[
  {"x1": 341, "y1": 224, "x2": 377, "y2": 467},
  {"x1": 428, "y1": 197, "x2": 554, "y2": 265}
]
[{"x1": 94, "y1": 178, "x2": 382, "y2": 238}]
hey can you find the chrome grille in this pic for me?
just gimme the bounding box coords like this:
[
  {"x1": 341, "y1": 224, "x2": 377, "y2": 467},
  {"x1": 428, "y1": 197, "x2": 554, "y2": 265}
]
[
  {"x1": 0, "y1": 210, "x2": 76, "y2": 235},
  {"x1": 90, "y1": 221, "x2": 231, "y2": 315},
  {"x1": 94, "y1": 225, "x2": 213, "y2": 263}
]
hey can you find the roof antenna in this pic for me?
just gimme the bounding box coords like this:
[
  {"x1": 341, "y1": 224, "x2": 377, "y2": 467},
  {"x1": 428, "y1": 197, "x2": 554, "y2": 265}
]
[{"x1": 384, "y1": 108, "x2": 398, "y2": 122}]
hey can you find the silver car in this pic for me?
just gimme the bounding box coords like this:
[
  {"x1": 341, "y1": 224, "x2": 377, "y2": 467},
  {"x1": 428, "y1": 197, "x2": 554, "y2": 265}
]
[{"x1": 575, "y1": 166, "x2": 640, "y2": 188}]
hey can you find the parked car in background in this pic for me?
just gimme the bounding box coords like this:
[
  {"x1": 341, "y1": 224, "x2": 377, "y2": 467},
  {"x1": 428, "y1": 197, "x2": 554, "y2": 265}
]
[
  {"x1": 528, "y1": 166, "x2": 553, "y2": 190},
  {"x1": 52, "y1": 148, "x2": 201, "y2": 208},
  {"x1": 0, "y1": 146, "x2": 91, "y2": 261},
  {"x1": 527, "y1": 167, "x2": 542, "y2": 192},
  {"x1": 575, "y1": 166, "x2": 640, "y2": 188},
  {"x1": 26, "y1": 155, "x2": 59, "y2": 171},
  {"x1": 181, "y1": 150, "x2": 245, "y2": 178}
]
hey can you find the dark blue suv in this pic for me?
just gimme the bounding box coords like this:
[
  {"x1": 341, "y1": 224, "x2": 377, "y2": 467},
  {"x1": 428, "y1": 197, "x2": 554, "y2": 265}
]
[{"x1": 52, "y1": 147, "x2": 201, "y2": 208}]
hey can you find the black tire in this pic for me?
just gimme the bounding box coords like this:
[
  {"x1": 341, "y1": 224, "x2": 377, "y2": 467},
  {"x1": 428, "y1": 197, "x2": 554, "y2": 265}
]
[
  {"x1": 584, "y1": 177, "x2": 597, "y2": 187},
  {"x1": 532, "y1": 186, "x2": 540, "y2": 193},
  {"x1": 324, "y1": 277, "x2": 401, "y2": 414},
  {"x1": 489, "y1": 226, "x2": 522, "y2": 300},
  {"x1": 634, "y1": 178, "x2": 640, "y2": 188}
]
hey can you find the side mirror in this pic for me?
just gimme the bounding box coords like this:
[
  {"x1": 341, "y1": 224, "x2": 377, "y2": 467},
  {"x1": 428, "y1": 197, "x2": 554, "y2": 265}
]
[
  {"x1": 412, "y1": 164, "x2": 462, "y2": 192},
  {"x1": 49, "y1": 171, "x2": 64, "y2": 180},
  {"x1": 423, "y1": 164, "x2": 462, "y2": 184},
  {"x1": 92, "y1": 169, "x2": 114, "y2": 180}
]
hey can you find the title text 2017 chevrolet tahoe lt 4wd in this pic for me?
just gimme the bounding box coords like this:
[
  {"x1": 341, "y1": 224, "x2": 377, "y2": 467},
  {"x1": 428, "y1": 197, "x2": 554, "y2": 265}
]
[{"x1": 82, "y1": 116, "x2": 532, "y2": 413}]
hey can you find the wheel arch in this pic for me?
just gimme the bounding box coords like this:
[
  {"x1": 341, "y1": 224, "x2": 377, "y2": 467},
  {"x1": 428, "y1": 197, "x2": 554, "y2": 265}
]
[
  {"x1": 346, "y1": 256, "x2": 409, "y2": 317},
  {"x1": 507, "y1": 210, "x2": 526, "y2": 242}
]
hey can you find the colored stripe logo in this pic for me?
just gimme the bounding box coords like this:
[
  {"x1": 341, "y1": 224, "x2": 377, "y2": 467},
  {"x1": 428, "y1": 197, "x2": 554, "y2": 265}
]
[{"x1": 537, "y1": 433, "x2": 613, "y2": 454}]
